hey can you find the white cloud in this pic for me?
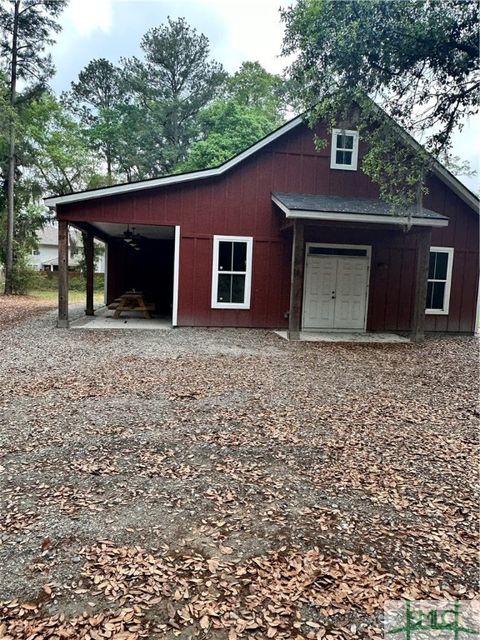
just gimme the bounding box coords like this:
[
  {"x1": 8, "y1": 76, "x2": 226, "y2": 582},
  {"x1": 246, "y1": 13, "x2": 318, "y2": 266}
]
[
  {"x1": 195, "y1": 0, "x2": 291, "y2": 74},
  {"x1": 63, "y1": 0, "x2": 113, "y2": 36}
]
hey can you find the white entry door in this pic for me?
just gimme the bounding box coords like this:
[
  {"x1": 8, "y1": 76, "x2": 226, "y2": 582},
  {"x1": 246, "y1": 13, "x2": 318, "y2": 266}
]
[{"x1": 303, "y1": 247, "x2": 370, "y2": 330}]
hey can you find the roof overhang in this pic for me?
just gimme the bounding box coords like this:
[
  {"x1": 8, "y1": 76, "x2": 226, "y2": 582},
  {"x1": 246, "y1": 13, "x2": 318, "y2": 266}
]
[
  {"x1": 272, "y1": 193, "x2": 449, "y2": 228},
  {"x1": 43, "y1": 109, "x2": 478, "y2": 215},
  {"x1": 44, "y1": 116, "x2": 305, "y2": 208}
]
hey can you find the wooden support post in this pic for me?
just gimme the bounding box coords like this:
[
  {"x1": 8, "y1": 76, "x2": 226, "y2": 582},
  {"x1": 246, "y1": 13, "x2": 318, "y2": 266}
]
[
  {"x1": 84, "y1": 232, "x2": 95, "y2": 316},
  {"x1": 411, "y1": 227, "x2": 431, "y2": 342},
  {"x1": 288, "y1": 220, "x2": 305, "y2": 340},
  {"x1": 57, "y1": 220, "x2": 69, "y2": 328}
]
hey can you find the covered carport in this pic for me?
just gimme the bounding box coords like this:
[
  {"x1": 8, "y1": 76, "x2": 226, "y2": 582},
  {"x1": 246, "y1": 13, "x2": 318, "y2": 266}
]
[{"x1": 56, "y1": 219, "x2": 180, "y2": 328}]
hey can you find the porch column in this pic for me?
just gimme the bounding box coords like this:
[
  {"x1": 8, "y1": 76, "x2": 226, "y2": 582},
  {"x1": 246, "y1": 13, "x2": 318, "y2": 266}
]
[
  {"x1": 288, "y1": 219, "x2": 305, "y2": 340},
  {"x1": 84, "y1": 232, "x2": 95, "y2": 316},
  {"x1": 411, "y1": 227, "x2": 432, "y2": 342},
  {"x1": 57, "y1": 219, "x2": 69, "y2": 328}
]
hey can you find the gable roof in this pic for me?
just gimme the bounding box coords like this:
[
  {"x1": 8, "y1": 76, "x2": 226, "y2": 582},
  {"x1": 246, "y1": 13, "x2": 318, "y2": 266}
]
[
  {"x1": 37, "y1": 225, "x2": 58, "y2": 245},
  {"x1": 44, "y1": 116, "x2": 304, "y2": 208},
  {"x1": 36, "y1": 224, "x2": 82, "y2": 245},
  {"x1": 44, "y1": 113, "x2": 478, "y2": 213}
]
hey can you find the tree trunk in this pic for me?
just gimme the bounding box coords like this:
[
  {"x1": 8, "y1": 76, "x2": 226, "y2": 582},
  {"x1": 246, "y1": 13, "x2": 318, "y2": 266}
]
[
  {"x1": 106, "y1": 149, "x2": 112, "y2": 184},
  {"x1": 4, "y1": 0, "x2": 20, "y2": 295}
]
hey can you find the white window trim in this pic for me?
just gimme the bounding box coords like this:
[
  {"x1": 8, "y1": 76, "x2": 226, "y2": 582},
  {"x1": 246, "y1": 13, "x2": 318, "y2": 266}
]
[
  {"x1": 330, "y1": 128, "x2": 359, "y2": 171},
  {"x1": 426, "y1": 246, "x2": 454, "y2": 315},
  {"x1": 211, "y1": 235, "x2": 253, "y2": 310}
]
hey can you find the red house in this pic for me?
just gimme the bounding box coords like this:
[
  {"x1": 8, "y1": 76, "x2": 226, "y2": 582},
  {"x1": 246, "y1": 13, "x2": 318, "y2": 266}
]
[{"x1": 44, "y1": 115, "x2": 479, "y2": 340}]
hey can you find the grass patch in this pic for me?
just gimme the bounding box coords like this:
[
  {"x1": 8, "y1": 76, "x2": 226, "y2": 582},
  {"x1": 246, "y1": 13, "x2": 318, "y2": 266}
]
[
  {"x1": 29, "y1": 290, "x2": 104, "y2": 304},
  {"x1": 28, "y1": 272, "x2": 104, "y2": 305}
]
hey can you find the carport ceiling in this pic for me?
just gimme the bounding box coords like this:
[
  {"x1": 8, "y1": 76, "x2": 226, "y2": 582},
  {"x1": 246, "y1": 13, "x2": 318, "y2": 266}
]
[{"x1": 89, "y1": 222, "x2": 175, "y2": 240}]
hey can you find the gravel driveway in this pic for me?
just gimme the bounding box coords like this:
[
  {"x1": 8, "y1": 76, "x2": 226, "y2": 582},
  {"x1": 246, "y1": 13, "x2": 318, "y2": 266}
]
[{"x1": 0, "y1": 301, "x2": 478, "y2": 639}]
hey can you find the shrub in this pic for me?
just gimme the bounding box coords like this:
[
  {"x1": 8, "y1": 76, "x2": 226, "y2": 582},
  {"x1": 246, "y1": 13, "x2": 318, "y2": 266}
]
[
  {"x1": 28, "y1": 271, "x2": 104, "y2": 292},
  {"x1": 10, "y1": 254, "x2": 36, "y2": 294}
]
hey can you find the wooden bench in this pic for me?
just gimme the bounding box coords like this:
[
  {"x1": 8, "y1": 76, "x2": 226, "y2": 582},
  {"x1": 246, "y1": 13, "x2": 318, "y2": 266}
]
[{"x1": 111, "y1": 292, "x2": 155, "y2": 319}]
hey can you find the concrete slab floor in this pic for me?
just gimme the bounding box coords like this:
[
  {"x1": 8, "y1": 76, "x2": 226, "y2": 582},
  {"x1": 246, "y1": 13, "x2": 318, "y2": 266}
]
[
  {"x1": 70, "y1": 307, "x2": 172, "y2": 331},
  {"x1": 274, "y1": 331, "x2": 410, "y2": 343}
]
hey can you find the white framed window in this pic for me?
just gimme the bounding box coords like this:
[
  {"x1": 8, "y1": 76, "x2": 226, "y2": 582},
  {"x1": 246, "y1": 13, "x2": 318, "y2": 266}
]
[
  {"x1": 426, "y1": 247, "x2": 454, "y2": 315},
  {"x1": 211, "y1": 235, "x2": 253, "y2": 309},
  {"x1": 330, "y1": 128, "x2": 359, "y2": 170}
]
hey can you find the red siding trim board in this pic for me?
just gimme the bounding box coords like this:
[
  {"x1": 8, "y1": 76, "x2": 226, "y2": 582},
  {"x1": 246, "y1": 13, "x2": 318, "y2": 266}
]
[{"x1": 57, "y1": 123, "x2": 479, "y2": 334}]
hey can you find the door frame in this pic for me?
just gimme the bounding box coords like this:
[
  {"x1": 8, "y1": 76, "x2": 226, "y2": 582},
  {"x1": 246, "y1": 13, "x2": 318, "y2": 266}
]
[
  {"x1": 302, "y1": 242, "x2": 372, "y2": 332},
  {"x1": 172, "y1": 225, "x2": 181, "y2": 327}
]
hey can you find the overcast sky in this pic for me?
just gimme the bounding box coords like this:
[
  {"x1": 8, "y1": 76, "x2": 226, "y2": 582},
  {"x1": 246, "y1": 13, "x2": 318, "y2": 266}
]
[{"x1": 50, "y1": 0, "x2": 479, "y2": 192}]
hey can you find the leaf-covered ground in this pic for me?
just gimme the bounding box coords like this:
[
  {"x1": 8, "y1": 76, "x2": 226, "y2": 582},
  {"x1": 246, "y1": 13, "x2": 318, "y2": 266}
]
[
  {"x1": 0, "y1": 295, "x2": 55, "y2": 330},
  {"x1": 0, "y1": 305, "x2": 478, "y2": 639}
]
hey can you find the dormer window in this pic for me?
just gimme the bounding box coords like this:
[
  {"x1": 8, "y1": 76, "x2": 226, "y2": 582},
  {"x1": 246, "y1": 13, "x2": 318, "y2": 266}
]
[{"x1": 330, "y1": 128, "x2": 359, "y2": 170}]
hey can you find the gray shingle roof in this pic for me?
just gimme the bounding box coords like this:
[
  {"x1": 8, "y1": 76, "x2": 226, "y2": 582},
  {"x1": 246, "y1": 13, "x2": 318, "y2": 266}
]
[
  {"x1": 272, "y1": 192, "x2": 448, "y2": 221},
  {"x1": 37, "y1": 225, "x2": 58, "y2": 245},
  {"x1": 37, "y1": 225, "x2": 82, "y2": 246}
]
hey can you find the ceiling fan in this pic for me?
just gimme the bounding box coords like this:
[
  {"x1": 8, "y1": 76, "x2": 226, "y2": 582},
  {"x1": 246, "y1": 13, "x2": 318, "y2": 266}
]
[{"x1": 123, "y1": 225, "x2": 142, "y2": 250}]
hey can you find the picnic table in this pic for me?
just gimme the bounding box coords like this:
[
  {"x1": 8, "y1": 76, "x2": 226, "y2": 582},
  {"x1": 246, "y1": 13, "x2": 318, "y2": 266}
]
[{"x1": 109, "y1": 291, "x2": 154, "y2": 319}]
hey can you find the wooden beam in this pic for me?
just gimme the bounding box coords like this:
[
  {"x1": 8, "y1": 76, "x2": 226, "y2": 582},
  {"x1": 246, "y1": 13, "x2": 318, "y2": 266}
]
[
  {"x1": 57, "y1": 220, "x2": 69, "y2": 328},
  {"x1": 288, "y1": 219, "x2": 305, "y2": 340},
  {"x1": 84, "y1": 232, "x2": 95, "y2": 316},
  {"x1": 73, "y1": 221, "x2": 111, "y2": 244},
  {"x1": 411, "y1": 227, "x2": 431, "y2": 342}
]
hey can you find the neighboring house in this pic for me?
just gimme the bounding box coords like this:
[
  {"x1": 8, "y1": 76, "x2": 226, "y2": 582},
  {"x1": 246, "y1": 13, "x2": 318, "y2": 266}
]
[
  {"x1": 44, "y1": 114, "x2": 479, "y2": 338},
  {"x1": 31, "y1": 225, "x2": 105, "y2": 273}
]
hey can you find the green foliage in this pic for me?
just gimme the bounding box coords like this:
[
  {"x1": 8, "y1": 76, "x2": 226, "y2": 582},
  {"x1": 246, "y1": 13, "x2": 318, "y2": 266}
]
[
  {"x1": 22, "y1": 92, "x2": 99, "y2": 195},
  {"x1": 282, "y1": 0, "x2": 479, "y2": 202},
  {"x1": 62, "y1": 25, "x2": 289, "y2": 182},
  {"x1": 179, "y1": 62, "x2": 287, "y2": 172},
  {"x1": 0, "y1": 0, "x2": 67, "y2": 293},
  {"x1": 120, "y1": 17, "x2": 227, "y2": 177},
  {"x1": 179, "y1": 99, "x2": 281, "y2": 171},
  {"x1": 0, "y1": 0, "x2": 68, "y2": 86},
  {"x1": 226, "y1": 61, "x2": 287, "y2": 125},
  {"x1": 0, "y1": 203, "x2": 49, "y2": 292},
  {"x1": 438, "y1": 153, "x2": 478, "y2": 179},
  {"x1": 64, "y1": 58, "x2": 125, "y2": 182},
  {"x1": 8, "y1": 247, "x2": 35, "y2": 294},
  {"x1": 29, "y1": 271, "x2": 104, "y2": 292}
]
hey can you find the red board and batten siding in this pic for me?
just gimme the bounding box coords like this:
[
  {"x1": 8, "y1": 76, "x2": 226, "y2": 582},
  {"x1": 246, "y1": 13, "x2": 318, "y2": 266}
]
[
  {"x1": 425, "y1": 176, "x2": 479, "y2": 332},
  {"x1": 56, "y1": 122, "x2": 479, "y2": 332}
]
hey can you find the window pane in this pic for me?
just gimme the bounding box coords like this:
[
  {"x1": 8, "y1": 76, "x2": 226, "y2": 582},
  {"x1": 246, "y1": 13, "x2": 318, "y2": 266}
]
[
  {"x1": 309, "y1": 247, "x2": 367, "y2": 257},
  {"x1": 231, "y1": 275, "x2": 246, "y2": 303},
  {"x1": 232, "y1": 242, "x2": 247, "y2": 271},
  {"x1": 217, "y1": 274, "x2": 232, "y2": 302},
  {"x1": 218, "y1": 242, "x2": 232, "y2": 271},
  {"x1": 434, "y1": 252, "x2": 448, "y2": 280},
  {"x1": 432, "y1": 281, "x2": 446, "y2": 309},
  {"x1": 426, "y1": 281, "x2": 434, "y2": 308},
  {"x1": 337, "y1": 134, "x2": 353, "y2": 150},
  {"x1": 428, "y1": 252, "x2": 436, "y2": 280},
  {"x1": 427, "y1": 281, "x2": 446, "y2": 310},
  {"x1": 336, "y1": 150, "x2": 352, "y2": 165},
  {"x1": 217, "y1": 274, "x2": 246, "y2": 304}
]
